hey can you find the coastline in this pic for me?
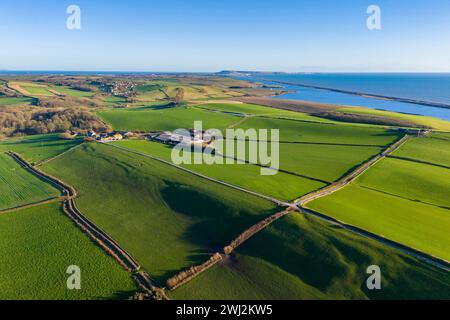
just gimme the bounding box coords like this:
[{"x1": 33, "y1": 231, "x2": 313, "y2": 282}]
[{"x1": 256, "y1": 78, "x2": 450, "y2": 110}]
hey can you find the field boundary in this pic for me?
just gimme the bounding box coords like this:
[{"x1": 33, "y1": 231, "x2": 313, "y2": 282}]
[
  {"x1": 0, "y1": 197, "x2": 63, "y2": 214},
  {"x1": 299, "y1": 207, "x2": 450, "y2": 271},
  {"x1": 35, "y1": 141, "x2": 84, "y2": 167},
  {"x1": 294, "y1": 134, "x2": 410, "y2": 206},
  {"x1": 103, "y1": 142, "x2": 292, "y2": 207},
  {"x1": 165, "y1": 209, "x2": 291, "y2": 291},
  {"x1": 167, "y1": 133, "x2": 447, "y2": 292},
  {"x1": 214, "y1": 150, "x2": 330, "y2": 185},
  {"x1": 6, "y1": 151, "x2": 168, "y2": 300},
  {"x1": 387, "y1": 155, "x2": 450, "y2": 170}
]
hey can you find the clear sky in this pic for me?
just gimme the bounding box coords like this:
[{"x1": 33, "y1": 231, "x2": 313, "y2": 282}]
[{"x1": 1, "y1": 0, "x2": 450, "y2": 72}]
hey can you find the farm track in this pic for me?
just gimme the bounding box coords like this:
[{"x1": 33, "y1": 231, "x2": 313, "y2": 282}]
[
  {"x1": 6, "y1": 132, "x2": 446, "y2": 297},
  {"x1": 228, "y1": 115, "x2": 253, "y2": 129},
  {"x1": 166, "y1": 133, "x2": 449, "y2": 291},
  {"x1": 299, "y1": 207, "x2": 450, "y2": 271},
  {"x1": 6, "y1": 151, "x2": 167, "y2": 300},
  {"x1": 294, "y1": 134, "x2": 410, "y2": 206}
]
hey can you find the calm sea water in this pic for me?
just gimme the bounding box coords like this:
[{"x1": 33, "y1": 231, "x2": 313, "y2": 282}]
[{"x1": 241, "y1": 73, "x2": 450, "y2": 121}]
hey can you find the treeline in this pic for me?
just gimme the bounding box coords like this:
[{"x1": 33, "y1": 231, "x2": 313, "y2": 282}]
[
  {"x1": 0, "y1": 106, "x2": 110, "y2": 138},
  {"x1": 37, "y1": 95, "x2": 103, "y2": 108}
]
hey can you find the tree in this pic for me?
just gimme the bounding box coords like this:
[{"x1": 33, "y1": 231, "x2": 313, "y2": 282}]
[{"x1": 173, "y1": 88, "x2": 185, "y2": 105}]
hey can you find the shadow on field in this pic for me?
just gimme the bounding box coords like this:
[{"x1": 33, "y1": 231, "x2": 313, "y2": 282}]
[
  {"x1": 159, "y1": 181, "x2": 279, "y2": 281},
  {"x1": 99, "y1": 289, "x2": 136, "y2": 301}
]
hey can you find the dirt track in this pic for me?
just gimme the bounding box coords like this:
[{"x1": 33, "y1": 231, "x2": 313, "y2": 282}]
[
  {"x1": 7, "y1": 151, "x2": 167, "y2": 300},
  {"x1": 295, "y1": 134, "x2": 410, "y2": 206}
]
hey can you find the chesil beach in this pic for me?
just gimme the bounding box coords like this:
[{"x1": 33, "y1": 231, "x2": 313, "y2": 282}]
[{"x1": 239, "y1": 73, "x2": 450, "y2": 121}]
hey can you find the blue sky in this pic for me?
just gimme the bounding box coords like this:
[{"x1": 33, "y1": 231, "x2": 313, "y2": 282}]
[{"x1": 1, "y1": 0, "x2": 450, "y2": 72}]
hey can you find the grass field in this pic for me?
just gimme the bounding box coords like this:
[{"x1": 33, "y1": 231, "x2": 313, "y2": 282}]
[
  {"x1": 235, "y1": 117, "x2": 401, "y2": 145},
  {"x1": 338, "y1": 106, "x2": 450, "y2": 131},
  {"x1": 49, "y1": 85, "x2": 96, "y2": 98},
  {"x1": 20, "y1": 83, "x2": 55, "y2": 96},
  {"x1": 357, "y1": 157, "x2": 450, "y2": 208},
  {"x1": 113, "y1": 140, "x2": 326, "y2": 201},
  {"x1": 212, "y1": 139, "x2": 382, "y2": 182},
  {"x1": 0, "y1": 134, "x2": 83, "y2": 164},
  {"x1": 392, "y1": 135, "x2": 450, "y2": 168},
  {"x1": 102, "y1": 95, "x2": 129, "y2": 106},
  {"x1": 0, "y1": 203, "x2": 136, "y2": 299},
  {"x1": 8, "y1": 82, "x2": 96, "y2": 98},
  {"x1": 97, "y1": 105, "x2": 243, "y2": 132},
  {"x1": 0, "y1": 154, "x2": 60, "y2": 210},
  {"x1": 169, "y1": 212, "x2": 450, "y2": 300},
  {"x1": 308, "y1": 183, "x2": 450, "y2": 261},
  {"x1": 0, "y1": 97, "x2": 34, "y2": 106},
  {"x1": 194, "y1": 102, "x2": 333, "y2": 122},
  {"x1": 42, "y1": 143, "x2": 279, "y2": 284}
]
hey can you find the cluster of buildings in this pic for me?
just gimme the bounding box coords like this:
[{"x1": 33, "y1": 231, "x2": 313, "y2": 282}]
[
  {"x1": 87, "y1": 130, "x2": 125, "y2": 142},
  {"x1": 148, "y1": 129, "x2": 214, "y2": 148},
  {"x1": 107, "y1": 80, "x2": 136, "y2": 97}
]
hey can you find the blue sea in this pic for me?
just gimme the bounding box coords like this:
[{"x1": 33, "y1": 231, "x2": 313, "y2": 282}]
[{"x1": 241, "y1": 73, "x2": 450, "y2": 121}]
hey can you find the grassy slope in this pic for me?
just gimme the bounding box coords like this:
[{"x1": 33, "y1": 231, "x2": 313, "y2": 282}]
[
  {"x1": 308, "y1": 184, "x2": 450, "y2": 261},
  {"x1": 393, "y1": 135, "x2": 450, "y2": 168},
  {"x1": 42, "y1": 143, "x2": 279, "y2": 284},
  {"x1": 97, "y1": 105, "x2": 241, "y2": 131},
  {"x1": 0, "y1": 154, "x2": 60, "y2": 210},
  {"x1": 0, "y1": 134, "x2": 83, "y2": 164},
  {"x1": 114, "y1": 140, "x2": 325, "y2": 201},
  {"x1": 236, "y1": 117, "x2": 400, "y2": 145},
  {"x1": 0, "y1": 203, "x2": 136, "y2": 300},
  {"x1": 170, "y1": 213, "x2": 450, "y2": 300}
]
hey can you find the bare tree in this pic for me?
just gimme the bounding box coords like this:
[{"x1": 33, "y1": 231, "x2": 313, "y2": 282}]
[{"x1": 173, "y1": 88, "x2": 185, "y2": 105}]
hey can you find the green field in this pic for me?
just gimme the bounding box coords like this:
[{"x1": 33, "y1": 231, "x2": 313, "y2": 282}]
[
  {"x1": 392, "y1": 135, "x2": 450, "y2": 168},
  {"x1": 22, "y1": 84, "x2": 54, "y2": 96},
  {"x1": 194, "y1": 103, "x2": 331, "y2": 122},
  {"x1": 0, "y1": 203, "x2": 136, "y2": 299},
  {"x1": 357, "y1": 157, "x2": 450, "y2": 208},
  {"x1": 97, "y1": 105, "x2": 242, "y2": 131},
  {"x1": 0, "y1": 97, "x2": 34, "y2": 106},
  {"x1": 169, "y1": 213, "x2": 450, "y2": 300},
  {"x1": 50, "y1": 86, "x2": 96, "y2": 98},
  {"x1": 235, "y1": 117, "x2": 401, "y2": 145},
  {"x1": 0, "y1": 154, "x2": 60, "y2": 210},
  {"x1": 113, "y1": 140, "x2": 326, "y2": 201},
  {"x1": 212, "y1": 139, "x2": 382, "y2": 182},
  {"x1": 308, "y1": 133, "x2": 450, "y2": 261},
  {"x1": 308, "y1": 183, "x2": 450, "y2": 261},
  {"x1": 338, "y1": 106, "x2": 450, "y2": 131},
  {"x1": 42, "y1": 143, "x2": 279, "y2": 284},
  {"x1": 0, "y1": 134, "x2": 83, "y2": 164},
  {"x1": 102, "y1": 95, "x2": 128, "y2": 106}
]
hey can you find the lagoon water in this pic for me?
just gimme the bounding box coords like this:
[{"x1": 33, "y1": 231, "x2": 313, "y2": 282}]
[{"x1": 242, "y1": 74, "x2": 450, "y2": 121}]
